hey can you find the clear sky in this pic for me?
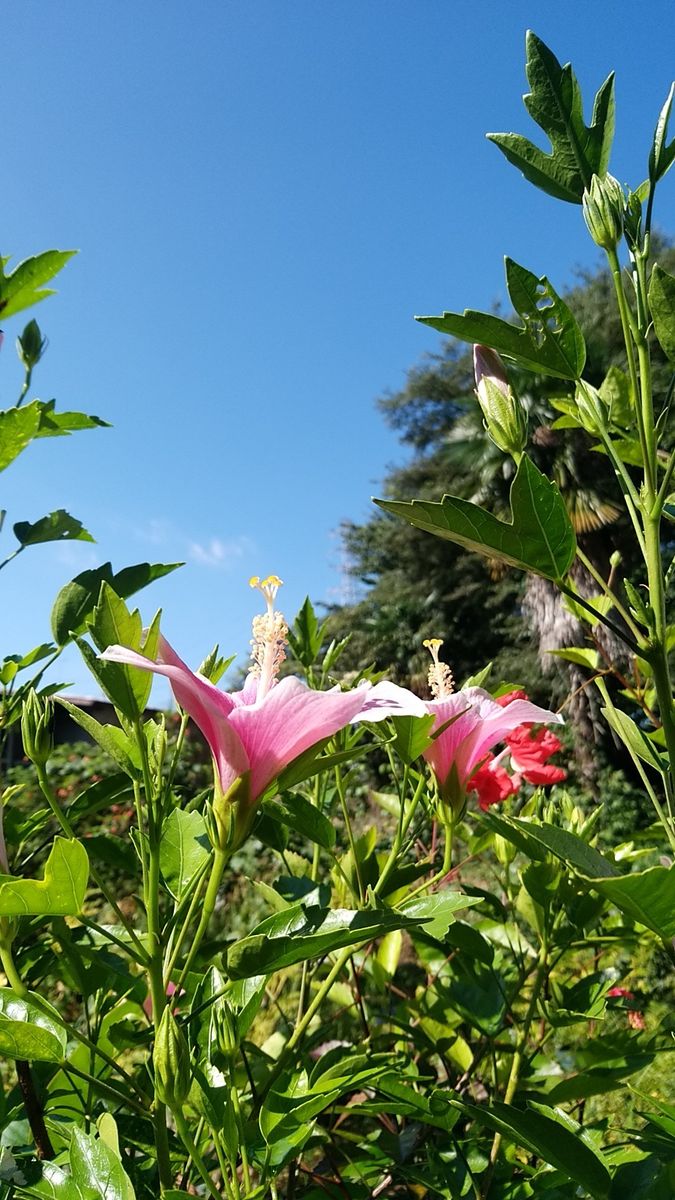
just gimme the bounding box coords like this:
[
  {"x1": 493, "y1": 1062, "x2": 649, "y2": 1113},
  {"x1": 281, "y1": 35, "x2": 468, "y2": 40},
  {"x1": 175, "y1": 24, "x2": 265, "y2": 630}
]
[{"x1": 3, "y1": 1, "x2": 675, "y2": 706}]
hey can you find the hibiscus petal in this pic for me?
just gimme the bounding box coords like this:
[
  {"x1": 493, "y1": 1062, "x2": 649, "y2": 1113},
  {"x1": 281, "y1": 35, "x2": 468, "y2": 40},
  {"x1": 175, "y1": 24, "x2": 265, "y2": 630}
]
[
  {"x1": 99, "y1": 638, "x2": 249, "y2": 793},
  {"x1": 355, "y1": 681, "x2": 428, "y2": 721},
  {"x1": 229, "y1": 677, "x2": 372, "y2": 799}
]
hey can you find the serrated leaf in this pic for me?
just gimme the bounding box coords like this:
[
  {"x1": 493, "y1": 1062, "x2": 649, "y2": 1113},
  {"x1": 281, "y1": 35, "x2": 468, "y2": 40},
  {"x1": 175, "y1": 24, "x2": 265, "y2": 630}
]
[
  {"x1": 648, "y1": 264, "x2": 675, "y2": 363},
  {"x1": 51, "y1": 560, "x2": 181, "y2": 646},
  {"x1": 376, "y1": 454, "x2": 576, "y2": 582},
  {"x1": 649, "y1": 83, "x2": 675, "y2": 184},
  {"x1": 487, "y1": 31, "x2": 615, "y2": 204},
  {"x1": 69, "y1": 1126, "x2": 135, "y2": 1200},
  {"x1": 13, "y1": 510, "x2": 94, "y2": 548},
  {"x1": 0, "y1": 989, "x2": 67, "y2": 1062},
  {"x1": 0, "y1": 837, "x2": 88, "y2": 916},
  {"x1": 0, "y1": 249, "x2": 76, "y2": 319},
  {"x1": 401, "y1": 891, "x2": 482, "y2": 940},
  {"x1": 389, "y1": 714, "x2": 435, "y2": 765},
  {"x1": 160, "y1": 809, "x2": 210, "y2": 899},
  {"x1": 56, "y1": 699, "x2": 140, "y2": 778},
  {"x1": 440, "y1": 1096, "x2": 611, "y2": 1195},
  {"x1": 227, "y1": 904, "x2": 427, "y2": 980},
  {"x1": 288, "y1": 596, "x2": 326, "y2": 668},
  {"x1": 418, "y1": 258, "x2": 585, "y2": 380},
  {"x1": 263, "y1": 791, "x2": 336, "y2": 851},
  {"x1": 84, "y1": 586, "x2": 161, "y2": 718},
  {"x1": 0, "y1": 404, "x2": 42, "y2": 470}
]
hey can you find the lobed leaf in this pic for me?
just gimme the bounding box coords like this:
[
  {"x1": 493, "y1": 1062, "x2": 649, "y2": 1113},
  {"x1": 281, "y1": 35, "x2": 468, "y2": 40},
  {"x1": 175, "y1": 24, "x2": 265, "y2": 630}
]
[
  {"x1": 487, "y1": 31, "x2": 615, "y2": 204},
  {"x1": 0, "y1": 837, "x2": 89, "y2": 916},
  {"x1": 376, "y1": 454, "x2": 576, "y2": 582}
]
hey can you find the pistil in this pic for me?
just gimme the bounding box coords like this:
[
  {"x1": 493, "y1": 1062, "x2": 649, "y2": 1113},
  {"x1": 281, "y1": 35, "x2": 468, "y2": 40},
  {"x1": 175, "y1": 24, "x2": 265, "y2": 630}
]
[
  {"x1": 423, "y1": 637, "x2": 454, "y2": 699},
  {"x1": 249, "y1": 575, "x2": 288, "y2": 699}
]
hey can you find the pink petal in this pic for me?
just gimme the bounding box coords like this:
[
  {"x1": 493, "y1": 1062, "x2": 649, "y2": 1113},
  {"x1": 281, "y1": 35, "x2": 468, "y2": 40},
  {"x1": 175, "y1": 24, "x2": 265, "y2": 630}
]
[
  {"x1": 100, "y1": 638, "x2": 249, "y2": 794},
  {"x1": 355, "y1": 681, "x2": 428, "y2": 721},
  {"x1": 229, "y1": 677, "x2": 372, "y2": 799}
]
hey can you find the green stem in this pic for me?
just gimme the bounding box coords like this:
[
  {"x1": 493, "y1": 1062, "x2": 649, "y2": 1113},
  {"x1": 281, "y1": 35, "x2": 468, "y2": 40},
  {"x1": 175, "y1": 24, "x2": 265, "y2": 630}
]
[
  {"x1": 35, "y1": 763, "x2": 149, "y2": 963},
  {"x1": 373, "y1": 771, "x2": 425, "y2": 899},
  {"x1": 173, "y1": 1108, "x2": 221, "y2": 1200},
  {"x1": 644, "y1": 514, "x2": 675, "y2": 798},
  {"x1": 176, "y1": 848, "x2": 228, "y2": 992},
  {"x1": 230, "y1": 1077, "x2": 252, "y2": 1193},
  {"x1": 480, "y1": 944, "x2": 549, "y2": 1199},
  {"x1": 558, "y1": 581, "x2": 640, "y2": 655},
  {"x1": 575, "y1": 547, "x2": 644, "y2": 643},
  {"x1": 63, "y1": 1061, "x2": 147, "y2": 1116}
]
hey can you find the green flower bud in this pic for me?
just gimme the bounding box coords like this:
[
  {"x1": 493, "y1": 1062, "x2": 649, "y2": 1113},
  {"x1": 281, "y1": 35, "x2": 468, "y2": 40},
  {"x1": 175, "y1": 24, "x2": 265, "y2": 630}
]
[
  {"x1": 206, "y1": 771, "x2": 255, "y2": 855},
  {"x1": 21, "y1": 691, "x2": 53, "y2": 767},
  {"x1": 214, "y1": 998, "x2": 238, "y2": 1064},
  {"x1": 494, "y1": 833, "x2": 516, "y2": 867},
  {"x1": 473, "y1": 345, "x2": 527, "y2": 458},
  {"x1": 575, "y1": 381, "x2": 608, "y2": 436},
  {"x1": 16, "y1": 320, "x2": 47, "y2": 371},
  {"x1": 582, "y1": 173, "x2": 624, "y2": 251},
  {"x1": 153, "y1": 1007, "x2": 191, "y2": 1110}
]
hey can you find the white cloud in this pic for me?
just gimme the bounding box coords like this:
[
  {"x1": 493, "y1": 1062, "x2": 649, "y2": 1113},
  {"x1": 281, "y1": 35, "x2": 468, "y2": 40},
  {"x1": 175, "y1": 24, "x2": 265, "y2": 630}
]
[{"x1": 187, "y1": 535, "x2": 254, "y2": 569}]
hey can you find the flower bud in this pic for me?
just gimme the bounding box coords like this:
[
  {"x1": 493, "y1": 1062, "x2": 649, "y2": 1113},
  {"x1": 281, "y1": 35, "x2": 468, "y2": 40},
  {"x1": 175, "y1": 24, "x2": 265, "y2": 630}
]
[
  {"x1": 575, "y1": 381, "x2": 608, "y2": 437},
  {"x1": 473, "y1": 345, "x2": 527, "y2": 457},
  {"x1": 494, "y1": 833, "x2": 516, "y2": 867},
  {"x1": 21, "y1": 691, "x2": 53, "y2": 767},
  {"x1": 17, "y1": 320, "x2": 47, "y2": 371},
  {"x1": 582, "y1": 174, "x2": 624, "y2": 251},
  {"x1": 214, "y1": 998, "x2": 238, "y2": 1064},
  {"x1": 153, "y1": 1008, "x2": 191, "y2": 1109}
]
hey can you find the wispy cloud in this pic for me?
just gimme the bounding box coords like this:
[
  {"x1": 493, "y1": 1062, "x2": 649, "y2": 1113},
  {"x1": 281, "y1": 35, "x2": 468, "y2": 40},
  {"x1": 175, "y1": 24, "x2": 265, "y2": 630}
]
[{"x1": 187, "y1": 535, "x2": 255, "y2": 569}]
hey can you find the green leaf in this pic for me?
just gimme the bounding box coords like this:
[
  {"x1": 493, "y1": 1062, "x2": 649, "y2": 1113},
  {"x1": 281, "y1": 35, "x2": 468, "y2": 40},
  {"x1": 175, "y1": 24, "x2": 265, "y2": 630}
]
[
  {"x1": 648, "y1": 265, "x2": 675, "y2": 364},
  {"x1": 56, "y1": 699, "x2": 140, "y2": 778},
  {"x1": 508, "y1": 818, "x2": 675, "y2": 940},
  {"x1": 13, "y1": 510, "x2": 94, "y2": 548},
  {"x1": 389, "y1": 714, "x2": 435, "y2": 765},
  {"x1": 376, "y1": 455, "x2": 576, "y2": 582},
  {"x1": 69, "y1": 1126, "x2": 135, "y2": 1200},
  {"x1": 17, "y1": 1161, "x2": 85, "y2": 1198},
  {"x1": 0, "y1": 249, "x2": 76, "y2": 319},
  {"x1": 84, "y1": 585, "x2": 161, "y2": 718},
  {"x1": 263, "y1": 792, "x2": 336, "y2": 851},
  {"x1": 0, "y1": 837, "x2": 88, "y2": 916},
  {"x1": 288, "y1": 596, "x2": 326, "y2": 668},
  {"x1": 418, "y1": 258, "x2": 585, "y2": 380},
  {"x1": 160, "y1": 809, "x2": 210, "y2": 899},
  {"x1": 0, "y1": 404, "x2": 42, "y2": 470},
  {"x1": 51, "y1": 560, "x2": 181, "y2": 646},
  {"x1": 442, "y1": 1096, "x2": 611, "y2": 1196},
  {"x1": 227, "y1": 903, "x2": 427, "y2": 980},
  {"x1": 0, "y1": 989, "x2": 67, "y2": 1062},
  {"x1": 33, "y1": 401, "x2": 109, "y2": 439},
  {"x1": 401, "y1": 892, "x2": 482, "y2": 940},
  {"x1": 601, "y1": 705, "x2": 669, "y2": 775},
  {"x1": 548, "y1": 646, "x2": 600, "y2": 669},
  {"x1": 649, "y1": 83, "x2": 675, "y2": 184},
  {"x1": 487, "y1": 31, "x2": 615, "y2": 204}
]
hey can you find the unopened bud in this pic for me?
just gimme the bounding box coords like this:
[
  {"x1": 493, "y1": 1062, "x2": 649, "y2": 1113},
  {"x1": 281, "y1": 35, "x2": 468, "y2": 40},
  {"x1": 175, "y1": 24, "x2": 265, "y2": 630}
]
[
  {"x1": 208, "y1": 772, "x2": 252, "y2": 854},
  {"x1": 582, "y1": 174, "x2": 624, "y2": 251},
  {"x1": 214, "y1": 998, "x2": 238, "y2": 1063},
  {"x1": 17, "y1": 320, "x2": 47, "y2": 371},
  {"x1": 21, "y1": 691, "x2": 53, "y2": 767},
  {"x1": 494, "y1": 833, "x2": 516, "y2": 867},
  {"x1": 473, "y1": 345, "x2": 527, "y2": 457},
  {"x1": 575, "y1": 381, "x2": 608, "y2": 436},
  {"x1": 153, "y1": 1008, "x2": 191, "y2": 1109}
]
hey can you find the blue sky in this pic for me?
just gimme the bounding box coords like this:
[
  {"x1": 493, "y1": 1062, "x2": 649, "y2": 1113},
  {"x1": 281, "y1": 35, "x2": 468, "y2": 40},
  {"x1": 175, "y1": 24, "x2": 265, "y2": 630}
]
[{"x1": 3, "y1": 1, "x2": 675, "y2": 705}]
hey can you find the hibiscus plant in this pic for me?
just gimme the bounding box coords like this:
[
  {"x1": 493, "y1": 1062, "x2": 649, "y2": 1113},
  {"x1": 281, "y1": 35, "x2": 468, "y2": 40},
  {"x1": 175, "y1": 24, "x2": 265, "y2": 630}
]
[{"x1": 1, "y1": 30, "x2": 674, "y2": 1200}]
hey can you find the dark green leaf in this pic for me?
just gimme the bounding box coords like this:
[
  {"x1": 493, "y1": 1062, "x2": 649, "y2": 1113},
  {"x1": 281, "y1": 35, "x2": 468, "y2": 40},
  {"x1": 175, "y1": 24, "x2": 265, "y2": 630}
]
[
  {"x1": 389, "y1": 714, "x2": 435, "y2": 765},
  {"x1": 0, "y1": 249, "x2": 76, "y2": 319},
  {"x1": 0, "y1": 989, "x2": 66, "y2": 1062},
  {"x1": 487, "y1": 31, "x2": 615, "y2": 203},
  {"x1": 51, "y1": 560, "x2": 181, "y2": 646},
  {"x1": 0, "y1": 837, "x2": 89, "y2": 916},
  {"x1": 227, "y1": 904, "x2": 427, "y2": 980},
  {"x1": 84, "y1": 586, "x2": 160, "y2": 718},
  {"x1": 56, "y1": 699, "x2": 140, "y2": 778},
  {"x1": 648, "y1": 265, "x2": 675, "y2": 364},
  {"x1": 263, "y1": 792, "x2": 336, "y2": 851},
  {"x1": 13, "y1": 510, "x2": 94, "y2": 548},
  {"x1": 441, "y1": 1096, "x2": 611, "y2": 1196},
  {"x1": 16, "y1": 1161, "x2": 85, "y2": 1199},
  {"x1": 160, "y1": 809, "x2": 210, "y2": 899},
  {"x1": 376, "y1": 455, "x2": 576, "y2": 582},
  {"x1": 418, "y1": 259, "x2": 585, "y2": 380},
  {"x1": 601, "y1": 705, "x2": 669, "y2": 775},
  {"x1": 288, "y1": 596, "x2": 326, "y2": 668}
]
